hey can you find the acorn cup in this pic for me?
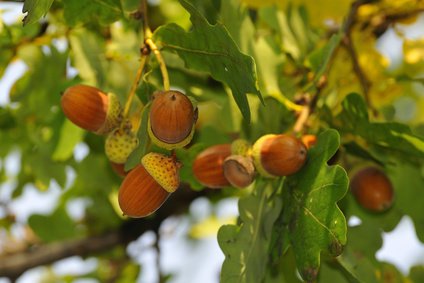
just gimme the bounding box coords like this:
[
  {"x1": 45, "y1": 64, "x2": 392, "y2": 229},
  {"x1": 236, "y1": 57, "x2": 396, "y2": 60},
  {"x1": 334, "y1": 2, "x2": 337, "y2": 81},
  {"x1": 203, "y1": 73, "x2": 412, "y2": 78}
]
[
  {"x1": 148, "y1": 90, "x2": 197, "y2": 150},
  {"x1": 223, "y1": 155, "x2": 256, "y2": 189},
  {"x1": 118, "y1": 152, "x2": 181, "y2": 218},
  {"x1": 105, "y1": 126, "x2": 139, "y2": 164},
  {"x1": 350, "y1": 167, "x2": 394, "y2": 212},
  {"x1": 61, "y1": 84, "x2": 123, "y2": 135},
  {"x1": 193, "y1": 144, "x2": 232, "y2": 188},
  {"x1": 252, "y1": 134, "x2": 307, "y2": 178}
]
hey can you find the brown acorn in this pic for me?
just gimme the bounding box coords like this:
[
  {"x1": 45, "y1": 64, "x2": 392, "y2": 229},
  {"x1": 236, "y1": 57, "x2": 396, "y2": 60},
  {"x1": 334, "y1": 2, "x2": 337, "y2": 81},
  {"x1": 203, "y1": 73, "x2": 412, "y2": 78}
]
[
  {"x1": 223, "y1": 155, "x2": 256, "y2": 188},
  {"x1": 350, "y1": 167, "x2": 394, "y2": 212},
  {"x1": 301, "y1": 134, "x2": 317, "y2": 149},
  {"x1": 110, "y1": 162, "x2": 128, "y2": 177},
  {"x1": 118, "y1": 152, "x2": 181, "y2": 218},
  {"x1": 148, "y1": 90, "x2": 197, "y2": 150},
  {"x1": 193, "y1": 144, "x2": 232, "y2": 188},
  {"x1": 252, "y1": 134, "x2": 307, "y2": 178},
  {"x1": 61, "y1": 84, "x2": 122, "y2": 135}
]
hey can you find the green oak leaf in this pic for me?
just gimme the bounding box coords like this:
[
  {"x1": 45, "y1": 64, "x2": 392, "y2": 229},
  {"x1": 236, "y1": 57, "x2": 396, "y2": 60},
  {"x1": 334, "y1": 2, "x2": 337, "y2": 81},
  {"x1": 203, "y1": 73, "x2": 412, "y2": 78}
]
[
  {"x1": 52, "y1": 119, "x2": 85, "y2": 161},
  {"x1": 334, "y1": 223, "x2": 383, "y2": 283},
  {"x1": 63, "y1": 0, "x2": 122, "y2": 26},
  {"x1": 336, "y1": 93, "x2": 424, "y2": 162},
  {"x1": 282, "y1": 129, "x2": 348, "y2": 282},
  {"x1": 22, "y1": 0, "x2": 54, "y2": 25},
  {"x1": 153, "y1": 0, "x2": 262, "y2": 122},
  {"x1": 218, "y1": 178, "x2": 282, "y2": 283},
  {"x1": 28, "y1": 207, "x2": 79, "y2": 242},
  {"x1": 125, "y1": 103, "x2": 151, "y2": 172},
  {"x1": 388, "y1": 162, "x2": 424, "y2": 242}
]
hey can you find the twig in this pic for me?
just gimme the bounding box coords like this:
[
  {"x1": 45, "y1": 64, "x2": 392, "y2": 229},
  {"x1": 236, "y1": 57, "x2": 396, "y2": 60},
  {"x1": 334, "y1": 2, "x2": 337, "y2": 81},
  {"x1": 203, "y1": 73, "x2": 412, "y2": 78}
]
[
  {"x1": 342, "y1": 0, "x2": 374, "y2": 113},
  {"x1": 123, "y1": 54, "x2": 149, "y2": 118},
  {"x1": 139, "y1": 0, "x2": 152, "y2": 38},
  {"x1": 293, "y1": 77, "x2": 326, "y2": 133},
  {"x1": 0, "y1": 187, "x2": 206, "y2": 280},
  {"x1": 145, "y1": 38, "x2": 170, "y2": 91}
]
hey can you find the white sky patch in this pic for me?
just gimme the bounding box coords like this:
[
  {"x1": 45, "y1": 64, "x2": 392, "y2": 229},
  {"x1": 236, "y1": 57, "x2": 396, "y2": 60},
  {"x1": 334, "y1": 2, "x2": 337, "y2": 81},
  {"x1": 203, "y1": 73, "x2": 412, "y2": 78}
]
[
  {"x1": 0, "y1": 60, "x2": 27, "y2": 106},
  {"x1": 0, "y1": 2, "x2": 23, "y2": 25},
  {"x1": 9, "y1": 183, "x2": 61, "y2": 223},
  {"x1": 52, "y1": 256, "x2": 98, "y2": 276},
  {"x1": 376, "y1": 216, "x2": 424, "y2": 274}
]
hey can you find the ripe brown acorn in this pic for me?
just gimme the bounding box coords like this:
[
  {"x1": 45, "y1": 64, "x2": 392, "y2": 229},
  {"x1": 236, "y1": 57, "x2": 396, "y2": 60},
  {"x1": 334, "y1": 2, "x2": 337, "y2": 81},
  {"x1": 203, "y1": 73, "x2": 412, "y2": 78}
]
[
  {"x1": 252, "y1": 134, "x2": 307, "y2": 178},
  {"x1": 110, "y1": 162, "x2": 128, "y2": 177},
  {"x1": 118, "y1": 152, "x2": 181, "y2": 218},
  {"x1": 193, "y1": 144, "x2": 232, "y2": 188},
  {"x1": 223, "y1": 155, "x2": 256, "y2": 188},
  {"x1": 61, "y1": 84, "x2": 122, "y2": 134},
  {"x1": 350, "y1": 167, "x2": 394, "y2": 212},
  {"x1": 301, "y1": 134, "x2": 317, "y2": 149},
  {"x1": 148, "y1": 90, "x2": 197, "y2": 149}
]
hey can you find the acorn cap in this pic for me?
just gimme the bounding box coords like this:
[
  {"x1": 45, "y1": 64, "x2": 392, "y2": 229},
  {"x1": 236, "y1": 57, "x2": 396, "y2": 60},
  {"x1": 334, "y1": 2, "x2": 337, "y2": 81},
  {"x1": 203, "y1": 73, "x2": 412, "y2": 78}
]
[
  {"x1": 149, "y1": 90, "x2": 196, "y2": 148},
  {"x1": 141, "y1": 152, "x2": 181, "y2": 193},
  {"x1": 105, "y1": 127, "x2": 139, "y2": 164},
  {"x1": 252, "y1": 134, "x2": 307, "y2": 177},
  {"x1": 231, "y1": 139, "x2": 251, "y2": 156},
  {"x1": 96, "y1": 92, "x2": 123, "y2": 135},
  {"x1": 223, "y1": 155, "x2": 256, "y2": 188},
  {"x1": 193, "y1": 144, "x2": 232, "y2": 188},
  {"x1": 252, "y1": 134, "x2": 278, "y2": 178},
  {"x1": 118, "y1": 164, "x2": 170, "y2": 218},
  {"x1": 147, "y1": 117, "x2": 195, "y2": 150}
]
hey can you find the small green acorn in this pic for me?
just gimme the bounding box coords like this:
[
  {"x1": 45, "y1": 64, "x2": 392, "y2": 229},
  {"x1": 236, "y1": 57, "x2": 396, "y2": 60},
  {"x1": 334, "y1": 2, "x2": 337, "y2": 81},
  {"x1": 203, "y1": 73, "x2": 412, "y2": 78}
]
[
  {"x1": 105, "y1": 126, "x2": 139, "y2": 164},
  {"x1": 148, "y1": 90, "x2": 197, "y2": 150}
]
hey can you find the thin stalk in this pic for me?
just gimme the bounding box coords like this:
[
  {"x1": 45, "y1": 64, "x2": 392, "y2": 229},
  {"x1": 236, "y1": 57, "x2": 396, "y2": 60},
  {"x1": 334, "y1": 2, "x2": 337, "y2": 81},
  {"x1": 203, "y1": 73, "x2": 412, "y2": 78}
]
[
  {"x1": 145, "y1": 38, "x2": 170, "y2": 91},
  {"x1": 123, "y1": 55, "x2": 149, "y2": 118}
]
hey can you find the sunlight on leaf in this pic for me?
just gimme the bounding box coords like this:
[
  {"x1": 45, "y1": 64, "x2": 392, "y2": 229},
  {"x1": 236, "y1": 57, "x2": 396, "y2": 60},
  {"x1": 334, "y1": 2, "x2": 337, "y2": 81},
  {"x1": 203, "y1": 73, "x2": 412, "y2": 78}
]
[{"x1": 282, "y1": 129, "x2": 348, "y2": 282}]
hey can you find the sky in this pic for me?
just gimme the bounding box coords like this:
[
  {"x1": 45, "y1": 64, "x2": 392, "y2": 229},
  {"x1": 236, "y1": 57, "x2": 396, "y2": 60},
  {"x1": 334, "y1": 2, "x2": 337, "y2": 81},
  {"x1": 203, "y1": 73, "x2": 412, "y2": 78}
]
[{"x1": 1, "y1": 2, "x2": 424, "y2": 283}]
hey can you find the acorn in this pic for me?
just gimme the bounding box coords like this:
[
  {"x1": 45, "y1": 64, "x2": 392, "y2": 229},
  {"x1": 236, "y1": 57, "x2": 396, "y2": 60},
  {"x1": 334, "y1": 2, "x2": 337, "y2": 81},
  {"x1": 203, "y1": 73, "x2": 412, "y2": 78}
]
[
  {"x1": 148, "y1": 90, "x2": 197, "y2": 150},
  {"x1": 118, "y1": 152, "x2": 181, "y2": 218},
  {"x1": 61, "y1": 84, "x2": 123, "y2": 135},
  {"x1": 350, "y1": 167, "x2": 394, "y2": 212},
  {"x1": 223, "y1": 155, "x2": 256, "y2": 188},
  {"x1": 193, "y1": 144, "x2": 232, "y2": 188},
  {"x1": 110, "y1": 162, "x2": 128, "y2": 177},
  {"x1": 301, "y1": 134, "x2": 317, "y2": 149},
  {"x1": 252, "y1": 134, "x2": 307, "y2": 178},
  {"x1": 105, "y1": 127, "x2": 139, "y2": 164}
]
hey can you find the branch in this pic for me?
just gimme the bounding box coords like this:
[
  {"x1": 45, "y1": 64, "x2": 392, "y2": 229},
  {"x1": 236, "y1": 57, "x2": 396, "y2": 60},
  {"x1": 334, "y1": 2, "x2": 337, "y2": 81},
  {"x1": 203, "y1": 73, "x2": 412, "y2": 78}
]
[
  {"x1": 342, "y1": 0, "x2": 373, "y2": 112},
  {"x1": 0, "y1": 187, "x2": 206, "y2": 280}
]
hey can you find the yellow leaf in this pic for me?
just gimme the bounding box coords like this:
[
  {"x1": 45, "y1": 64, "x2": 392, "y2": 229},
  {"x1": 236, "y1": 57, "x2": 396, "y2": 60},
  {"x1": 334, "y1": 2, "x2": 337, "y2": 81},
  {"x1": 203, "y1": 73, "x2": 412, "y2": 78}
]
[
  {"x1": 189, "y1": 216, "x2": 236, "y2": 239},
  {"x1": 404, "y1": 38, "x2": 424, "y2": 65}
]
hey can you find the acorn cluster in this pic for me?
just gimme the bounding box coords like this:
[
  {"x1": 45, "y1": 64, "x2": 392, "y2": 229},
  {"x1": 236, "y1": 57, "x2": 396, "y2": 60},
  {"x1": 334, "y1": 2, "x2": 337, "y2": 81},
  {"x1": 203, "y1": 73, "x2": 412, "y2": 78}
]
[
  {"x1": 193, "y1": 134, "x2": 309, "y2": 189},
  {"x1": 61, "y1": 85, "x2": 197, "y2": 218}
]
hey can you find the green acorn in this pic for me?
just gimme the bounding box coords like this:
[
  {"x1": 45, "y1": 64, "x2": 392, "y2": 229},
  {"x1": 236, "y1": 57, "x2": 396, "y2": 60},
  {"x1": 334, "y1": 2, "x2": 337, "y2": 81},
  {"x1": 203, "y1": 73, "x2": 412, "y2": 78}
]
[{"x1": 105, "y1": 126, "x2": 139, "y2": 164}]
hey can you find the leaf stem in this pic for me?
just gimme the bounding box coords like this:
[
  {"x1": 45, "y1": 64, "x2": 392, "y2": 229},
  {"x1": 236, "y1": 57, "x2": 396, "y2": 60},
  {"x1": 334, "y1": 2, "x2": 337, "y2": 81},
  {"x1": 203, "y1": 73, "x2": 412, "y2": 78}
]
[
  {"x1": 123, "y1": 54, "x2": 149, "y2": 118},
  {"x1": 145, "y1": 38, "x2": 170, "y2": 90}
]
